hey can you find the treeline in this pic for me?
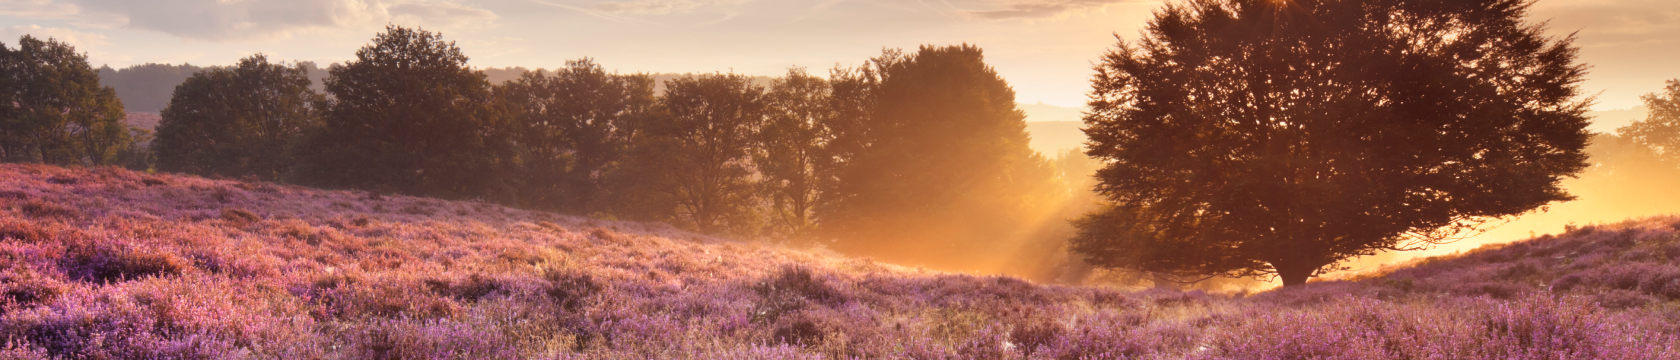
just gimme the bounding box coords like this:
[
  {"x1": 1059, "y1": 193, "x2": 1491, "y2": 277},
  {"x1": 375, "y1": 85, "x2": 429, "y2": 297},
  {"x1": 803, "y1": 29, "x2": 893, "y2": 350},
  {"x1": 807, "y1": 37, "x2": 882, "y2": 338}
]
[
  {"x1": 0, "y1": 36, "x2": 150, "y2": 167},
  {"x1": 97, "y1": 61, "x2": 767, "y2": 117},
  {"x1": 114, "y1": 26, "x2": 1077, "y2": 275}
]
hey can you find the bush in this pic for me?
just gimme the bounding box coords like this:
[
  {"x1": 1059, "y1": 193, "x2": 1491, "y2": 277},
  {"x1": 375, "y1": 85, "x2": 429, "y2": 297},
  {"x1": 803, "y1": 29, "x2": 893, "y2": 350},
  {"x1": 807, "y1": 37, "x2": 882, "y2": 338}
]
[
  {"x1": 18, "y1": 201, "x2": 77, "y2": 219},
  {"x1": 756, "y1": 266, "x2": 848, "y2": 306},
  {"x1": 60, "y1": 242, "x2": 188, "y2": 283},
  {"x1": 0, "y1": 220, "x2": 53, "y2": 243},
  {"x1": 546, "y1": 270, "x2": 601, "y2": 312},
  {"x1": 770, "y1": 316, "x2": 825, "y2": 347},
  {"x1": 0, "y1": 270, "x2": 64, "y2": 306},
  {"x1": 221, "y1": 208, "x2": 259, "y2": 225},
  {"x1": 425, "y1": 273, "x2": 506, "y2": 303}
]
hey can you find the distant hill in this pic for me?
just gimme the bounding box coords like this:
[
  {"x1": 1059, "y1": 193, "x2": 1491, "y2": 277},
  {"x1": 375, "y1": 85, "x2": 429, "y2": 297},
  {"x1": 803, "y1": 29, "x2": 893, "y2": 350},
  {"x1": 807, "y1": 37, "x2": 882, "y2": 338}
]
[
  {"x1": 1589, "y1": 106, "x2": 1649, "y2": 134},
  {"x1": 124, "y1": 112, "x2": 160, "y2": 131},
  {"x1": 1025, "y1": 121, "x2": 1084, "y2": 156},
  {"x1": 98, "y1": 62, "x2": 331, "y2": 114},
  {"x1": 1020, "y1": 102, "x2": 1084, "y2": 123},
  {"x1": 1020, "y1": 103, "x2": 1087, "y2": 158},
  {"x1": 97, "y1": 63, "x2": 203, "y2": 114}
]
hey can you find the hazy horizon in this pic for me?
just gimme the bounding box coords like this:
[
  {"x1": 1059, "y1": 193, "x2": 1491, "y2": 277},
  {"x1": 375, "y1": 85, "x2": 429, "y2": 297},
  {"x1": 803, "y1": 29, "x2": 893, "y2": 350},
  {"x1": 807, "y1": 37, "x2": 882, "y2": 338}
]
[{"x1": 3, "y1": 0, "x2": 1677, "y2": 111}]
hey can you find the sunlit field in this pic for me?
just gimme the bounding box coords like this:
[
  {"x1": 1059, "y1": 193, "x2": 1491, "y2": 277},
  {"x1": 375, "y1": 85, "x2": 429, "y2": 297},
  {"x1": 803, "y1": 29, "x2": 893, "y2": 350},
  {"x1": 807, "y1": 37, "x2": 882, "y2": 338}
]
[{"x1": 2, "y1": 164, "x2": 1676, "y2": 359}]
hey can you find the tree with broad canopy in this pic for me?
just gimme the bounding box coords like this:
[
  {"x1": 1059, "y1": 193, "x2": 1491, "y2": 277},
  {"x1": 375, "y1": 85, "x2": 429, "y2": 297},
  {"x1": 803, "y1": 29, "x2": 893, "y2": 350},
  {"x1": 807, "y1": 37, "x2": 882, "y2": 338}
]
[{"x1": 1074, "y1": 0, "x2": 1593, "y2": 286}]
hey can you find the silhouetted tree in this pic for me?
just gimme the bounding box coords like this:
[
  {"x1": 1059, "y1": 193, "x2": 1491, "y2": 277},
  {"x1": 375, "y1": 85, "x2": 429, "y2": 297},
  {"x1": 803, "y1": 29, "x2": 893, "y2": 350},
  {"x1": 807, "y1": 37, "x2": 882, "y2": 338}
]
[
  {"x1": 822, "y1": 45, "x2": 1058, "y2": 269},
  {"x1": 822, "y1": 63, "x2": 879, "y2": 181},
  {"x1": 499, "y1": 59, "x2": 655, "y2": 213},
  {"x1": 296, "y1": 26, "x2": 515, "y2": 199},
  {"x1": 1074, "y1": 0, "x2": 1592, "y2": 286},
  {"x1": 154, "y1": 54, "x2": 321, "y2": 180},
  {"x1": 1618, "y1": 80, "x2": 1680, "y2": 165},
  {"x1": 618, "y1": 73, "x2": 766, "y2": 234},
  {"x1": 757, "y1": 68, "x2": 838, "y2": 238},
  {"x1": 0, "y1": 35, "x2": 137, "y2": 166}
]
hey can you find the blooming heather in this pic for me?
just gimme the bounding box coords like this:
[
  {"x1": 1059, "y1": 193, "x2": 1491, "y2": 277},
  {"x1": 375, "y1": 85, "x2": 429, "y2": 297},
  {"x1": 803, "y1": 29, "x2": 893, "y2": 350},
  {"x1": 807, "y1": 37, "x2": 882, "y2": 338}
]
[{"x1": 0, "y1": 164, "x2": 1674, "y2": 359}]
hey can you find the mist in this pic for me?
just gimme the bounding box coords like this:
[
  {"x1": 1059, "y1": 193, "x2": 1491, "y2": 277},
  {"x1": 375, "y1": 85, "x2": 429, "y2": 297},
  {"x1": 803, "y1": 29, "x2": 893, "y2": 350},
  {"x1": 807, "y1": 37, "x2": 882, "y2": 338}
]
[{"x1": 1010, "y1": 104, "x2": 1680, "y2": 291}]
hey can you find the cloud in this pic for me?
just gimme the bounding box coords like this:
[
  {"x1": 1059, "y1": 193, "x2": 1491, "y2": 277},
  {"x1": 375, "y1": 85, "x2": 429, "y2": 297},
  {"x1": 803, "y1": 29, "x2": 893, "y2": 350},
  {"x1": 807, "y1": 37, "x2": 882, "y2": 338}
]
[
  {"x1": 390, "y1": 2, "x2": 499, "y2": 28},
  {"x1": 0, "y1": 0, "x2": 78, "y2": 18},
  {"x1": 0, "y1": 24, "x2": 109, "y2": 49},
  {"x1": 3, "y1": 0, "x2": 497, "y2": 42},
  {"x1": 961, "y1": 0, "x2": 1133, "y2": 20},
  {"x1": 1530, "y1": 0, "x2": 1680, "y2": 48},
  {"x1": 590, "y1": 0, "x2": 750, "y2": 15}
]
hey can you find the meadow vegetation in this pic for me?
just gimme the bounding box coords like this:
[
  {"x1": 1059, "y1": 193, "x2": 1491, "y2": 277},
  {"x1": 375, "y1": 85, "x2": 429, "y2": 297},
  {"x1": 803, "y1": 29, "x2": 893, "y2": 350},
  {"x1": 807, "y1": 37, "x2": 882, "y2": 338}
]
[{"x1": 0, "y1": 164, "x2": 1676, "y2": 359}]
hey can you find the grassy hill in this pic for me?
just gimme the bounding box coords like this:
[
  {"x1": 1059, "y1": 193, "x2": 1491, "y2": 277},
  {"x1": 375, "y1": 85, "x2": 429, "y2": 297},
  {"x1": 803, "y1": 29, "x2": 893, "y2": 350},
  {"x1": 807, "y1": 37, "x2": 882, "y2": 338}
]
[{"x1": 0, "y1": 164, "x2": 1675, "y2": 359}]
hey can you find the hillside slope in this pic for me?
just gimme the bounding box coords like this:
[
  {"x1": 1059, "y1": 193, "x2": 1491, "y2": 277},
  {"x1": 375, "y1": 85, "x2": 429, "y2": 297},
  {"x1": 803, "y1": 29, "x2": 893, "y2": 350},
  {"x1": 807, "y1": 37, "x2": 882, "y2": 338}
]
[{"x1": 0, "y1": 164, "x2": 1675, "y2": 359}]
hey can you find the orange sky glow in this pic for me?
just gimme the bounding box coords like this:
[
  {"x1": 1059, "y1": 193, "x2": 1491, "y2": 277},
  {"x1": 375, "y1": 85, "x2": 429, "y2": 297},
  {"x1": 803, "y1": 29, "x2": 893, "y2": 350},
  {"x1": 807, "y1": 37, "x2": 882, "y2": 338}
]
[{"x1": 1, "y1": 0, "x2": 1674, "y2": 113}]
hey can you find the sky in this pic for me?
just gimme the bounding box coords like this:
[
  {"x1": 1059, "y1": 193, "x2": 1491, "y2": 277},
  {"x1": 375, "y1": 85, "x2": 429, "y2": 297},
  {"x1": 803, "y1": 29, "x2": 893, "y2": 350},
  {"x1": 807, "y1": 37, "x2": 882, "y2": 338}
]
[{"x1": 0, "y1": 0, "x2": 1676, "y2": 111}]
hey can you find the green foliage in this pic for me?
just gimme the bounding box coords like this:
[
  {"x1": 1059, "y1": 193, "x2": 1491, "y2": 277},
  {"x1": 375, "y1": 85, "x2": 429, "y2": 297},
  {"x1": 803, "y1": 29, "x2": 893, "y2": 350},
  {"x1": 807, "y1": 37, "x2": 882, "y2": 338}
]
[
  {"x1": 153, "y1": 54, "x2": 321, "y2": 180},
  {"x1": 1074, "y1": 0, "x2": 1593, "y2": 286},
  {"x1": 0, "y1": 35, "x2": 138, "y2": 166},
  {"x1": 498, "y1": 59, "x2": 654, "y2": 213},
  {"x1": 617, "y1": 73, "x2": 767, "y2": 235},
  {"x1": 756, "y1": 68, "x2": 839, "y2": 239},
  {"x1": 296, "y1": 26, "x2": 515, "y2": 200},
  {"x1": 822, "y1": 45, "x2": 1058, "y2": 268}
]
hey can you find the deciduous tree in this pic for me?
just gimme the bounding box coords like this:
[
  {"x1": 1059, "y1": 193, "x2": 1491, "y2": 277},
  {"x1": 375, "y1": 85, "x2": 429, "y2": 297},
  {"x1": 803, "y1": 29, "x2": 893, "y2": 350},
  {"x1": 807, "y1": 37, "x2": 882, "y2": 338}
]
[
  {"x1": 498, "y1": 59, "x2": 654, "y2": 213},
  {"x1": 757, "y1": 68, "x2": 838, "y2": 238},
  {"x1": 297, "y1": 26, "x2": 514, "y2": 200},
  {"x1": 154, "y1": 54, "x2": 321, "y2": 180},
  {"x1": 618, "y1": 73, "x2": 767, "y2": 234},
  {"x1": 1074, "y1": 0, "x2": 1593, "y2": 286},
  {"x1": 0, "y1": 36, "x2": 137, "y2": 166},
  {"x1": 822, "y1": 45, "x2": 1058, "y2": 269}
]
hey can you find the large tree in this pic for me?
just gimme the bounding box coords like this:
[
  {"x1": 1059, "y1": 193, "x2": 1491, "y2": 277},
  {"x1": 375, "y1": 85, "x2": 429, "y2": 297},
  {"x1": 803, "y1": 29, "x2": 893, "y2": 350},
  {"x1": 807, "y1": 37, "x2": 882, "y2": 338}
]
[
  {"x1": 618, "y1": 73, "x2": 767, "y2": 234},
  {"x1": 1073, "y1": 0, "x2": 1592, "y2": 286},
  {"x1": 154, "y1": 54, "x2": 321, "y2": 180},
  {"x1": 0, "y1": 35, "x2": 137, "y2": 166},
  {"x1": 498, "y1": 59, "x2": 655, "y2": 213},
  {"x1": 756, "y1": 68, "x2": 839, "y2": 238},
  {"x1": 823, "y1": 45, "x2": 1058, "y2": 269},
  {"x1": 297, "y1": 26, "x2": 514, "y2": 199}
]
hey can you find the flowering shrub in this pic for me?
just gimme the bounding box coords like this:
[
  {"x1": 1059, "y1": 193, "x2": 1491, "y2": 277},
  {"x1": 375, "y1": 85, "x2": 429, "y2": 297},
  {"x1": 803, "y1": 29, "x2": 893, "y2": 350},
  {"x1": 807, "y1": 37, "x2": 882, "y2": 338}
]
[{"x1": 0, "y1": 163, "x2": 1675, "y2": 359}]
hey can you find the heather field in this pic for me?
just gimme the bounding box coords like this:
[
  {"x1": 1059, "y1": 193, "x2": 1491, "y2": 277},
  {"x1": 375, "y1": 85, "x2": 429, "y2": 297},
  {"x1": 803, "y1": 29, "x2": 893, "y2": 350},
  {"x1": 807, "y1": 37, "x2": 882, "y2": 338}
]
[{"x1": 0, "y1": 164, "x2": 1677, "y2": 359}]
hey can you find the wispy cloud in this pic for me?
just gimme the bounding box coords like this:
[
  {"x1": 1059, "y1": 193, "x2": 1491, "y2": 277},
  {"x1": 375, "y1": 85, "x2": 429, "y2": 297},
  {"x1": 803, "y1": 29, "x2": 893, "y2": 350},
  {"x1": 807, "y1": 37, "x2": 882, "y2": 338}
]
[
  {"x1": 524, "y1": 0, "x2": 666, "y2": 26},
  {"x1": 961, "y1": 0, "x2": 1133, "y2": 20},
  {"x1": 0, "y1": 24, "x2": 109, "y2": 48},
  {"x1": 589, "y1": 0, "x2": 752, "y2": 15},
  {"x1": 1, "y1": 0, "x2": 498, "y2": 42},
  {"x1": 1529, "y1": 0, "x2": 1680, "y2": 51},
  {"x1": 390, "y1": 2, "x2": 499, "y2": 28},
  {"x1": 0, "y1": 0, "x2": 78, "y2": 18}
]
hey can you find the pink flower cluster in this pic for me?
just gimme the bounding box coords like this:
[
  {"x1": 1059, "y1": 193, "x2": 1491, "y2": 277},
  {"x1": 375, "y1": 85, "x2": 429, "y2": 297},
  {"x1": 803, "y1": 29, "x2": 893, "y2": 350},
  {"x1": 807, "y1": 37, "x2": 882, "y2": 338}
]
[{"x1": 0, "y1": 164, "x2": 1673, "y2": 359}]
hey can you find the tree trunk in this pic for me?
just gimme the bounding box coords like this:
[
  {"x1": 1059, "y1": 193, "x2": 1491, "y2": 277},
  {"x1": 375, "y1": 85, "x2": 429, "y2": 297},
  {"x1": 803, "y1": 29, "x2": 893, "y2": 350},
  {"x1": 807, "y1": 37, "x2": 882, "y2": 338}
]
[{"x1": 1277, "y1": 265, "x2": 1313, "y2": 287}]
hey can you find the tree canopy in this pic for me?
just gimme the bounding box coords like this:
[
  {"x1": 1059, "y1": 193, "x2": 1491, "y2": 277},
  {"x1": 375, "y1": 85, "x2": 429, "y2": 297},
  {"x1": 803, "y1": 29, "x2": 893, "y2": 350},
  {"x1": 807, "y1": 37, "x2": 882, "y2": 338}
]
[
  {"x1": 499, "y1": 59, "x2": 655, "y2": 213},
  {"x1": 0, "y1": 35, "x2": 139, "y2": 166},
  {"x1": 618, "y1": 73, "x2": 768, "y2": 234},
  {"x1": 1617, "y1": 80, "x2": 1680, "y2": 165},
  {"x1": 823, "y1": 45, "x2": 1058, "y2": 269},
  {"x1": 757, "y1": 68, "x2": 840, "y2": 239},
  {"x1": 154, "y1": 54, "x2": 321, "y2": 180},
  {"x1": 297, "y1": 26, "x2": 514, "y2": 200},
  {"x1": 1074, "y1": 0, "x2": 1593, "y2": 286}
]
